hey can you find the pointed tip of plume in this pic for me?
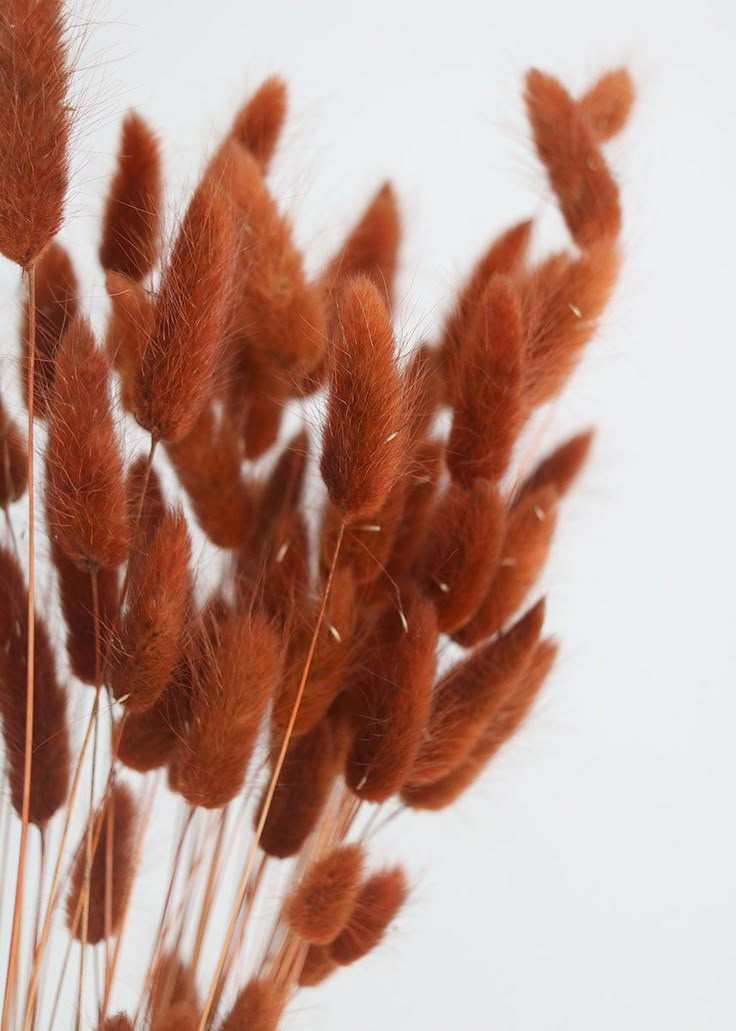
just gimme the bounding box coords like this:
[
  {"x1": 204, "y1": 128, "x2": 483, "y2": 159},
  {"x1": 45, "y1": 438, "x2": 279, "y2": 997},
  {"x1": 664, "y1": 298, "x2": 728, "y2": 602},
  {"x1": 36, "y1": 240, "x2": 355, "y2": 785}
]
[
  {"x1": 97, "y1": 1016, "x2": 134, "y2": 1031},
  {"x1": 66, "y1": 783, "x2": 137, "y2": 944},
  {"x1": 133, "y1": 178, "x2": 235, "y2": 443},
  {"x1": 579, "y1": 68, "x2": 635, "y2": 141},
  {"x1": 231, "y1": 76, "x2": 288, "y2": 171},
  {"x1": 320, "y1": 275, "x2": 406, "y2": 519},
  {"x1": 0, "y1": 0, "x2": 72, "y2": 265},
  {"x1": 45, "y1": 316, "x2": 128, "y2": 570},
  {"x1": 284, "y1": 844, "x2": 365, "y2": 944},
  {"x1": 330, "y1": 867, "x2": 408, "y2": 965},
  {"x1": 514, "y1": 429, "x2": 594, "y2": 505},
  {"x1": 220, "y1": 978, "x2": 282, "y2": 1031},
  {"x1": 99, "y1": 110, "x2": 163, "y2": 281},
  {"x1": 525, "y1": 68, "x2": 621, "y2": 247},
  {"x1": 22, "y1": 240, "x2": 78, "y2": 418},
  {"x1": 0, "y1": 394, "x2": 28, "y2": 507}
]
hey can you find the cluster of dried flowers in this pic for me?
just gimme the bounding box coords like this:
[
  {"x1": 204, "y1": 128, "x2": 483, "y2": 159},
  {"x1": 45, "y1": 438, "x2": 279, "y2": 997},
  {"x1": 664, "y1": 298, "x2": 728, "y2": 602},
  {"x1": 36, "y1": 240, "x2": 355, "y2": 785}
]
[{"x1": 0, "y1": 2, "x2": 633, "y2": 1029}]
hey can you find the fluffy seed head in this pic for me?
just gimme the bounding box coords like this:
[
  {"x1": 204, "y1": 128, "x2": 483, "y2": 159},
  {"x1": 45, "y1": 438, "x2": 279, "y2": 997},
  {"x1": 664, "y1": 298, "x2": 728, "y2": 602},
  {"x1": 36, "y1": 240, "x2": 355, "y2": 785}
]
[
  {"x1": 513, "y1": 429, "x2": 593, "y2": 505},
  {"x1": 230, "y1": 76, "x2": 288, "y2": 170},
  {"x1": 151, "y1": 1003, "x2": 199, "y2": 1031},
  {"x1": 105, "y1": 271, "x2": 155, "y2": 414},
  {"x1": 0, "y1": 395, "x2": 28, "y2": 506},
  {"x1": 330, "y1": 867, "x2": 408, "y2": 965},
  {"x1": 299, "y1": 945, "x2": 336, "y2": 987},
  {"x1": 579, "y1": 68, "x2": 635, "y2": 141},
  {"x1": 97, "y1": 1016, "x2": 134, "y2": 1031},
  {"x1": 219, "y1": 978, "x2": 282, "y2": 1031},
  {"x1": 284, "y1": 844, "x2": 365, "y2": 944}
]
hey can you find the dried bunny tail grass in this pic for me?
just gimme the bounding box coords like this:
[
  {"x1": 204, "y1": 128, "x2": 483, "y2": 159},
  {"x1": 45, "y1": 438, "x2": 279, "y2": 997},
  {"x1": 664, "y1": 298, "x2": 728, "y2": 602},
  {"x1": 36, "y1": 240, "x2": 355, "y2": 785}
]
[
  {"x1": 259, "y1": 716, "x2": 344, "y2": 859},
  {"x1": 0, "y1": 394, "x2": 28, "y2": 507},
  {"x1": 298, "y1": 945, "x2": 336, "y2": 988},
  {"x1": 321, "y1": 276, "x2": 406, "y2": 519},
  {"x1": 115, "y1": 682, "x2": 184, "y2": 773},
  {"x1": 133, "y1": 177, "x2": 235, "y2": 443},
  {"x1": 579, "y1": 68, "x2": 635, "y2": 142},
  {"x1": 513, "y1": 429, "x2": 594, "y2": 506},
  {"x1": 322, "y1": 182, "x2": 401, "y2": 311},
  {"x1": 521, "y1": 238, "x2": 621, "y2": 409},
  {"x1": 386, "y1": 439, "x2": 444, "y2": 581},
  {"x1": 127, "y1": 453, "x2": 166, "y2": 547},
  {"x1": 441, "y1": 218, "x2": 532, "y2": 403},
  {"x1": 330, "y1": 867, "x2": 408, "y2": 966},
  {"x1": 346, "y1": 591, "x2": 437, "y2": 802},
  {"x1": 178, "y1": 610, "x2": 282, "y2": 808},
  {"x1": 99, "y1": 110, "x2": 163, "y2": 281},
  {"x1": 284, "y1": 843, "x2": 365, "y2": 944},
  {"x1": 151, "y1": 1002, "x2": 199, "y2": 1031},
  {"x1": 110, "y1": 507, "x2": 192, "y2": 712},
  {"x1": 0, "y1": 545, "x2": 69, "y2": 826},
  {"x1": 219, "y1": 978, "x2": 282, "y2": 1031},
  {"x1": 45, "y1": 315, "x2": 128, "y2": 571},
  {"x1": 21, "y1": 240, "x2": 78, "y2": 417},
  {"x1": 403, "y1": 638, "x2": 558, "y2": 811},
  {"x1": 454, "y1": 487, "x2": 557, "y2": 648},
  {"x1": 525, "y1": 69, "x2": 621, "y2": 248},
  {"x1": 447, "y1": 275, "x2": 525, "y2": 487},
  {"x1": 417, "y1": 479, "x2": 504, "y2": 634},
  {"x1": 403, "y1": 343, "x2": 446, "y2": 442},
  {"x1": 252, "y1": 429, "x2": 309, "y2": 542},
  {"x1": 230, "y1": 76, "x2": 288, "y2": 170},
  {"x1": 66, "y1": 783, "x2": 137, "y2": 944},
  {"x1": 105, "y1": 271, "x2": 155, "y2": 413},
  {"x1": 0, "y1": 0, "x2": 73, "y2": 266},
  {"x1": 148, "y1": 951, "x2": 199, "y2": 1028},
  {"x1": 51, "y1": 543, "x2": 119, "y2": 685},
  {"x1": 408, "y1": 600, "x2": 546, "y2": 787},
  {"x1": 166, "y1": 405, "x2": 252, "y2": 548},
  {"x1": 97, "y1": 1015, "x2": 134, "y2": 1031},
  {"x1": 321, "y1": 477, "x2": 406, "y2": 586}
]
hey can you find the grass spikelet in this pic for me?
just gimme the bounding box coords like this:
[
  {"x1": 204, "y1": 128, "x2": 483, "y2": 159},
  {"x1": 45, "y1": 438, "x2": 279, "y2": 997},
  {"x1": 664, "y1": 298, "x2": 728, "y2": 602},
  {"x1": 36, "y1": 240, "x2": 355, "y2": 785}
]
[
  {"x1": 133, "y1": 178, "x2": 235, "y2": 443},
  {"x1": 322, "y1": 182, "x2": 401, "y2": 311},
  {"x1": 407, "y1": 600, "x2": 545, "y2": 787},
  {"x1": 525, "y1": 69, "x2": 621, "y2": 247},
  {"x1": 0, "y1": 0, "x2": 72, "y2": 266},
  {"x1": 127, "y1": 454, "x2": 166, "y2": 547},
  {"x1": 230, "y1": 76, "x2": 288, "y2": 170},
  {"x1": 0, "y1": 545, "x2": 69, "y2": 826},
  {"x1": 116, "y1": 677, "x2": 186, "y2": 773},
  {"x1": 110, "y1": 508, "x2": 192, "y2": 712},
  {"x1": 66, "y1": 783, "x2": 137, "y2": 944},
  {"x1": 45, "y1": 315, "x2": 128, "y2": 571},
  {"x1": 454, "y1": 487, "x2": 557, "y2": 648},
  {"x1": 403, "y1": 639, "x2": 558, "y2": 811},
  {"x1": 0, "y1": 394, "x2": 28, "y2": 507},
  {"x1": 513, "y1": 429, "x2": 593, "y2": 505},
  {"x1": 151, "y1": 1003, "x2": 199, "y2": 1031},
  {"x1": 100, "y1": 111, "x2": 163, "y2": 281},
  {"x1": 441, "y1": 219, "x2": 531, "y2": 402},
  {"x1": 322, "y1": 476, "x2": 406, "y2": 586},
  {"x1": 105, "y1": 271, "x2": 155, "y2": 414},
  {"x1": 346, "y1": 591, "x2": 437, "y2": 802},
  {"x1": 417, "y1": 479, "x2": 504, "y2": 634},
  {"x1": 97, "y1": 1016, "x2": 134, "y2": 1031},
  {"x1": 284, "y1": 844, "x2": 365, "y2": 944},
  {"x1": 386, "y1": 439, "x2": 444, "y2": 581},
  {"x1": 320, "y1": 276, "x2": 406, "y2": 519},
  {"x1": 298, "y1": 945, "x2": 336, "y2": 987},
  {"x1": 21, "y1": 240, "x2": 78, "y2": 417},
  {"x1": 330, "y1": 867, "x2": 408, "y2": 965},
  {"x1": 219, "y1": 978, "x2": 282, "y2": 1031},
  {"x1": 579, "y1": 68, "x2": 635, "y2": 141},
  {"x1": 178, "y1": 610, "x2": 281, "y2": 808},
  {"x1": 446, "y1": 275, "x2": 525, "y2": 487},
  {"x1": 149, "y1": 951, "x2": 199, "y2": 1028}
]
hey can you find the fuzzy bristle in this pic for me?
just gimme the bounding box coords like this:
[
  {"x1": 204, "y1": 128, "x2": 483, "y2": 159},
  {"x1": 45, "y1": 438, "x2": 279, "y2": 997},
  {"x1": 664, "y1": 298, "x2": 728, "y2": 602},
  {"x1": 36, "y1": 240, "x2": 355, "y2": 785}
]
[
  {"x1": 105, "y1": 271, "x2": 155, "y2": 414},
  {"x1": 219, "y1": 977, "x2": 282, "y2": 1031},
  {"x1": 0, "y1": 394, "x2": 28, "y2": 507},
  {"x1": 230, "y1": 76, "x2": 288, "y2": 171},
  {"x1": 299, "y1": 944, "x2": 336, "y2": 987},
  {"x1": 330, "y1": 867, "x2": 408, "y2": 965},
  {"x1": 513, "y1": 429, "x2": 594, "y2": 505},
  {"x1": 97, "y1": 1016, "x2": 134, "y2": 1031},
  {"x1": 579, "y1": 68, "x2": 635, "y2": 141},
  {"x1": 284, "y1": 844, "x2": 365, "y2": 944}
]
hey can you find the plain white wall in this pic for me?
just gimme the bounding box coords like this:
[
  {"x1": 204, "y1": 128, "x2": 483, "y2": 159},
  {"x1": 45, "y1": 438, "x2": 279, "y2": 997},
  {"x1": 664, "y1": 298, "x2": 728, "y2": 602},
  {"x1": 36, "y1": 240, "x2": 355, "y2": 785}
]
[{"x1": 1, "y1": 0, "x2": 735, "y2": 1028}]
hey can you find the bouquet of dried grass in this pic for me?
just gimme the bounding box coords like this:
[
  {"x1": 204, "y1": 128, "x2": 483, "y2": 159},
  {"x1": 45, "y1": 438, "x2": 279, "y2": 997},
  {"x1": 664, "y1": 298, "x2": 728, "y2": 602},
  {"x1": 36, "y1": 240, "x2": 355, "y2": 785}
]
[{"x1": 0, "y1": 3, "x2": 633, "y2": 1029}]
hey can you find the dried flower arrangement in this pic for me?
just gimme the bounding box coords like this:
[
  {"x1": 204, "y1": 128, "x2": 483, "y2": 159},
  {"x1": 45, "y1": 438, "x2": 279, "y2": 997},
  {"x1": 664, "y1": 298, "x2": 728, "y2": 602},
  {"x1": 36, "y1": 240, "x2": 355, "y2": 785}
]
[{"x1": 0, "y1": 2, "x2": 634, "y2": 1029}]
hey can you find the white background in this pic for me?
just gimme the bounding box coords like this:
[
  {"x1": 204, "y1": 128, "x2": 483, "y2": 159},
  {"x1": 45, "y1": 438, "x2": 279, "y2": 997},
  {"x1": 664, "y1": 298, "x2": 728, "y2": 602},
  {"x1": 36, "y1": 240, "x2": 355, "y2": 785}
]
[{"x1": 2, "y1": 0, "x2": 735, "y2": 1028}]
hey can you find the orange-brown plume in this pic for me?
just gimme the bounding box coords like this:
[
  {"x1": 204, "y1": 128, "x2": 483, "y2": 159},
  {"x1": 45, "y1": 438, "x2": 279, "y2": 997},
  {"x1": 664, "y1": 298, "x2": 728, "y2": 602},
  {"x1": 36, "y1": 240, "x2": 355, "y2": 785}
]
[
  {"x1": 116, "y1": 664, "x2": 191, "y2": 774},
  {"x1": 408, "y1": 600, "x2": 545, "y2": 787},
  {"x1": 151, "y1": 1003, "x2": 199, "y2": 1031},
  {"x1": 126, "y1": 455, "x2": 166, "y2": 555},
  {"x1": 178, "y1": 610, "x2": 281, "y2": 808},
  {"x1": 346, "y1": 591, "x2": 437, "y2": 802},
  {"x1": 148, "y1": 950, "x2": 199, "y2": 1028},
  {"x1": 133, "y1": 178, "x2": 235, "y2": 443},
  {"x1": 441, "y1": 219, "x2": 531, "y2": 402},
  {"x1": 284, "y1": 843, "x2": 364, "y2": 944},
  {"x1": 0, "y1": 0, "x2": 72, "y2": 266},
  {"x1": 579, "y1": 68, "x2": 635, "y2": 142},
  {"x1": 110, "y1": 508, "x2": 192, "y2": 712},
  {"x1": 525, "y1": 69, "x2": 621, "y2": 247},
  {"x1": 299, "y1": 945, "x2": 336, "y2": 988},
  {"x1": 321, "y1": 478, "x2": 406, "y2": 586},
  {"x1": 454, "y1": 487, "x2": 556, "y2": 648},
  {"x1": 447, "y1": 275, "x2": 525, "y2": 486},
  {"x1": 403, "y1": 638, "x2": 557, "y2": 811},
  {"x1": 66, "y1": 782, "x2": 137, "y2": 944},
  {"x1": 97, "y1": 1016, "x2": 134, "y2": 1031},
  {"x1": 416, "y1": 479, "x2": 504, "y2": 634},
  {"x1": 219, "y1": 978, "x2": 282, "y2": 1031},
  {"x1": 45, "y1": 315, "x2": 128, "y2": 571},
  {"x1": 0, "y1": 545, "x2": 69, "y2": 826},
  {"x1": 386, "y1": 439, "x2": 444, "y2": 581},
  {"x1": 0, "y1": 394, "x2": 28, "y2": 507},
  {"x1": 230, "y1": 76, "x2": 288, "y2": 171},
  {"x1": 99, "y1": 111, "x2": 163, "y2": 281},
  {"x1": 330, "y1": 867, "x2": 408, "y2": 965},
  {"x1": 21, "y1": 240, "x2": 78, "y2": 417},
  {"x1": 105, "y1": 271, "x2": 155, "y2": 413},
  {"x1": 321, "y1": 276, "x2": 406, "y2": 519},
  {"x1": 513, "y1": 429, "x2": 593, "y2": 506},
  {"x1": 322, "y1": 182, "x2": 401, "y2": 311}
]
